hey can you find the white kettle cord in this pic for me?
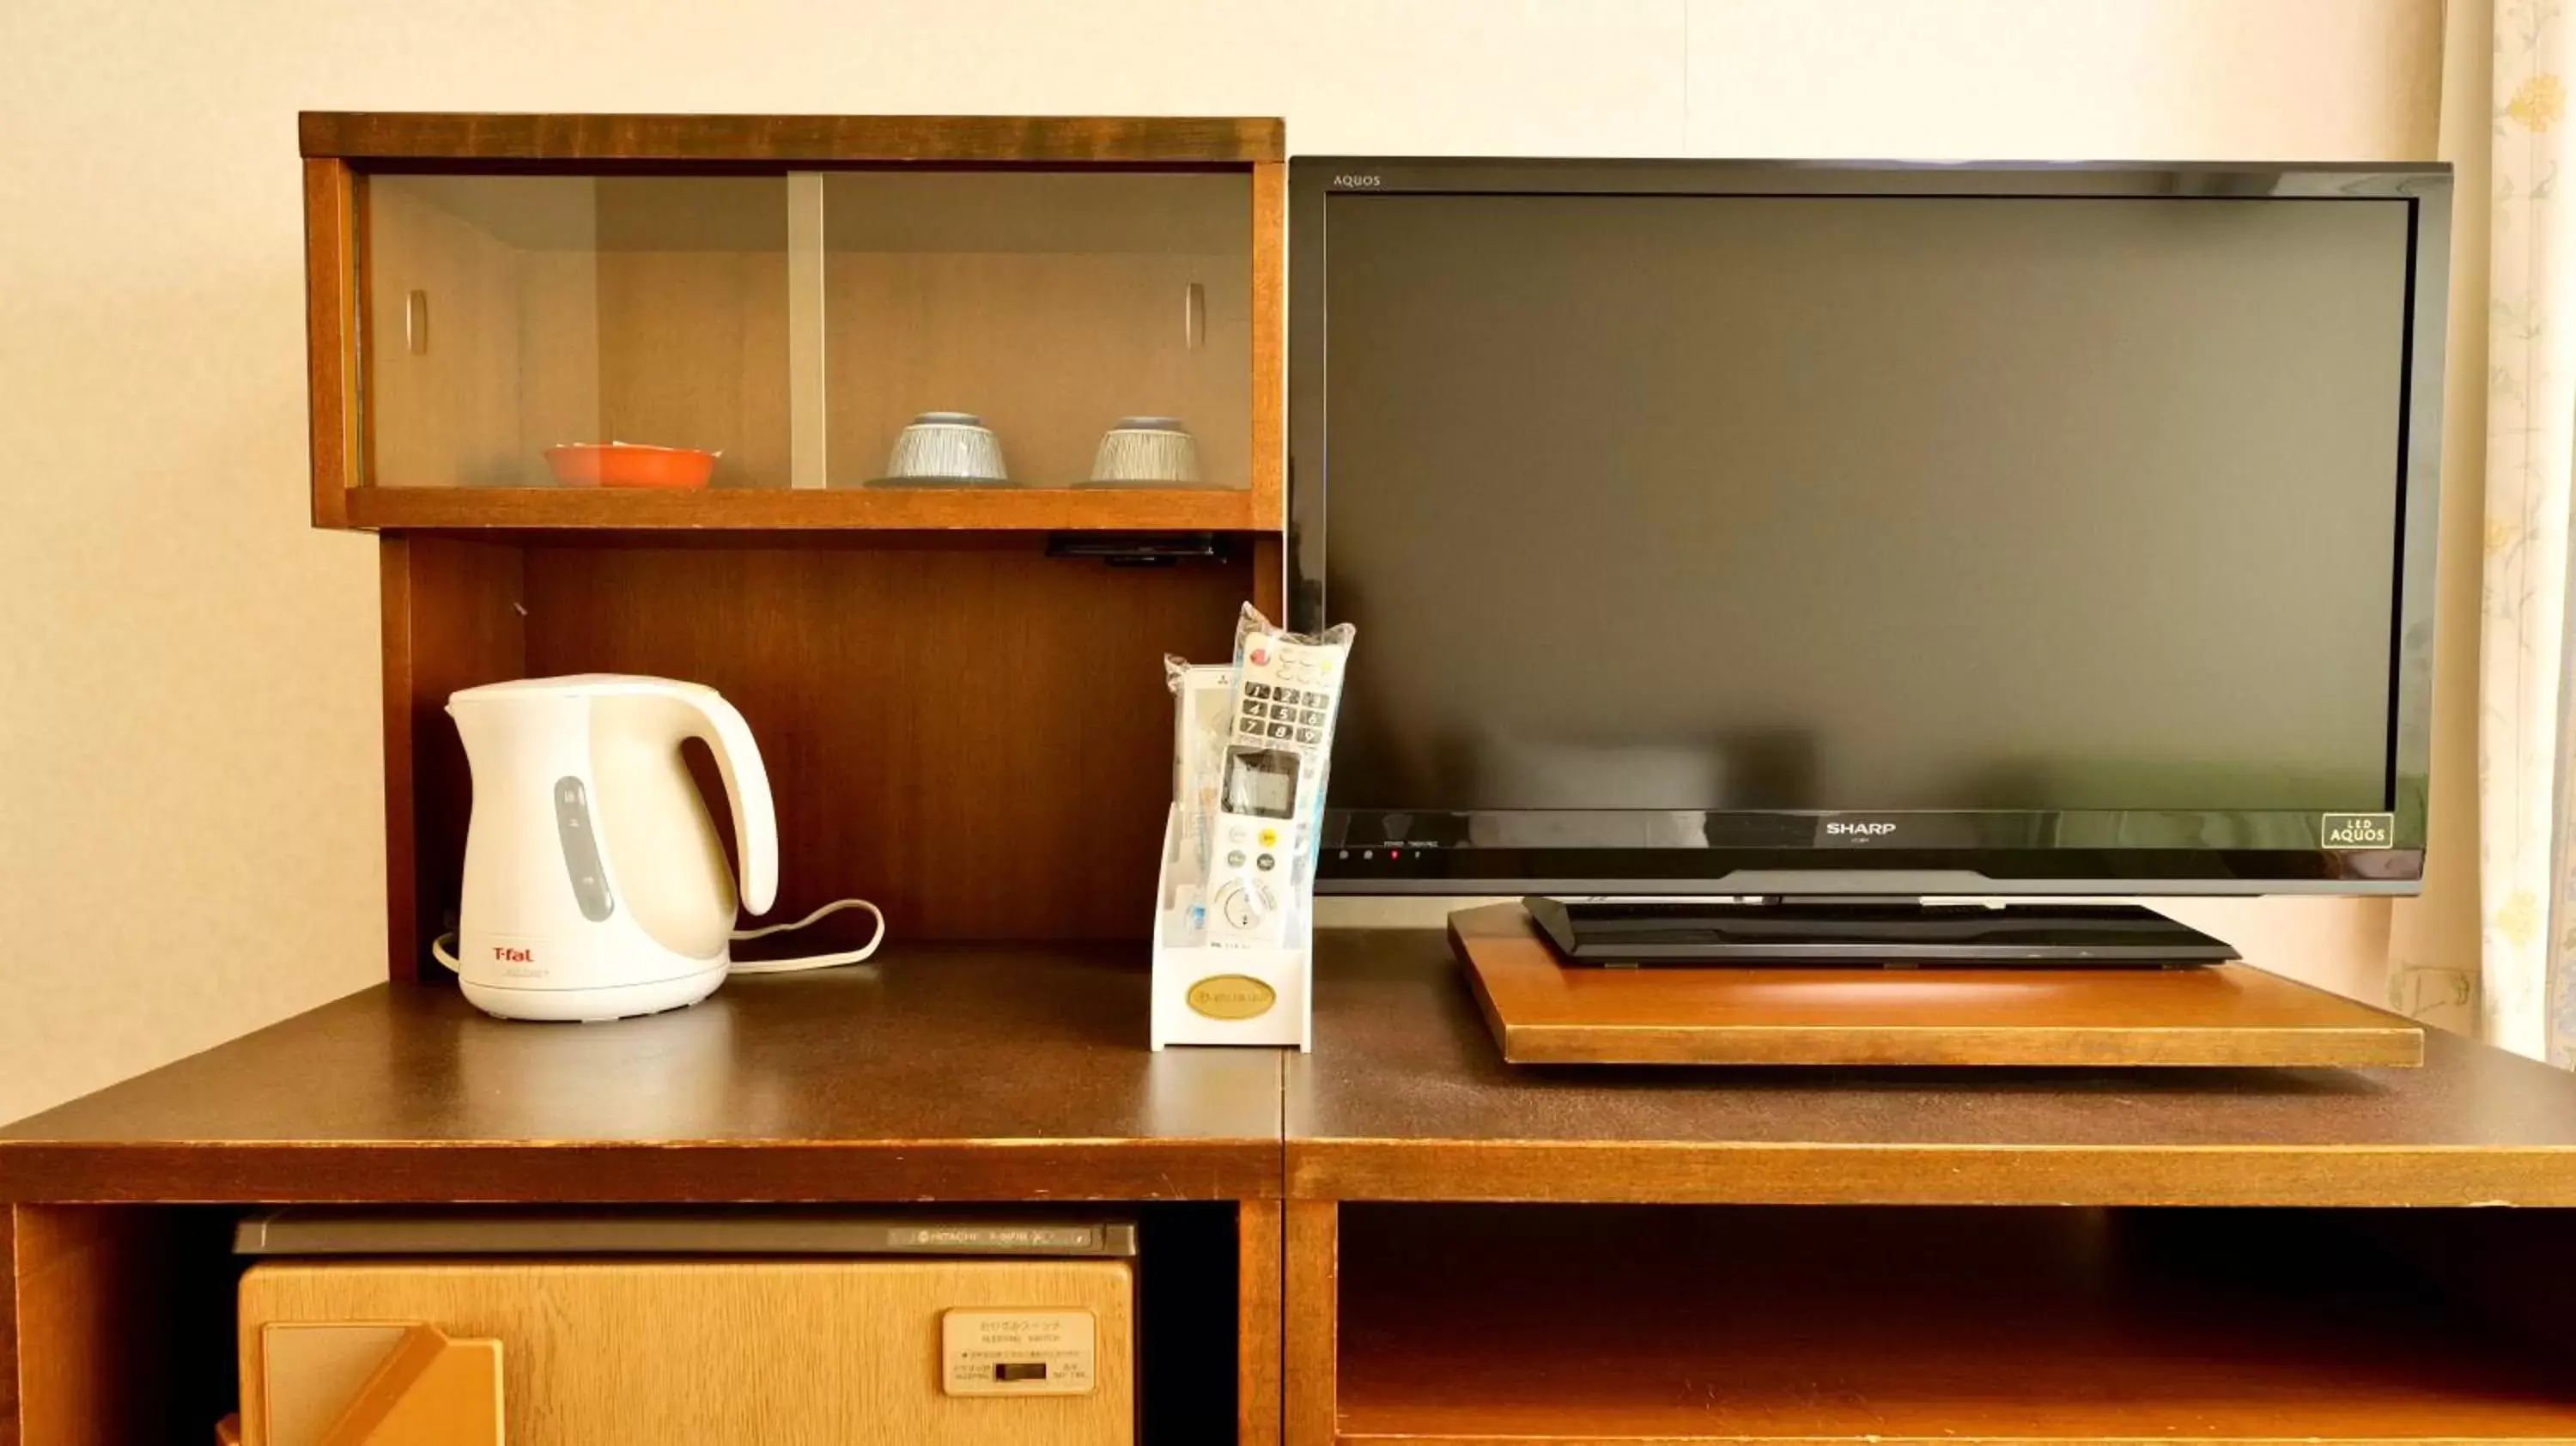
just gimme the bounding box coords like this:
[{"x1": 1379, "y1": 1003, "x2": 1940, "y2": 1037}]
[
  {"x1": 428, "y1": 897, "x2": 884, "y2": 977},
  {"x1": 725, "y1": 897, "x2": 885, "y2": 974}
]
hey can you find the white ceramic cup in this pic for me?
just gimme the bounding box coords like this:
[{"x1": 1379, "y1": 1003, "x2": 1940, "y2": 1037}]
[
  {"x1": 1087, "y1": 417, "x2": 1200, "y2": 486},
  {"x1": 882, "y1": 412, "x2": 1009, "y2": 485}
]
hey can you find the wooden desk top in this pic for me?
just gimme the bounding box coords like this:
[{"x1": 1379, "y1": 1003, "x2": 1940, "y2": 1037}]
[
  {"x1": 0, "y1": 945, "x2": 1284, "y2": 1205},
  {"x1": 15, "y1": 928, "x2": 2576, "y2": 1212},
  {"x1": 1288, "y1": 928, "x2": 2576, "y2": 1206}
]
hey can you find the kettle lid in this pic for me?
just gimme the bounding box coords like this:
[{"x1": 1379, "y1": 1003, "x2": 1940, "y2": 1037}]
[{"x1": 448, "y1": 674, "x2": 721, "y2": 706}]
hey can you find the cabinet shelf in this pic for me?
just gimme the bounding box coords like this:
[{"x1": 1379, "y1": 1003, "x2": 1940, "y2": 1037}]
[
  {"x1": 344, "y1": 484, "x2": 1271, "y2": 532},
  {"x1": 1333, "y1": 1204, "x2": 2576, "y2": 1446}
]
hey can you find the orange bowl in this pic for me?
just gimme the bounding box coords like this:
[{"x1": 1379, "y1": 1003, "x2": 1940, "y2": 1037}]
[{"x1": 544, "y1": 443, "x2": 719, "y2": 489}]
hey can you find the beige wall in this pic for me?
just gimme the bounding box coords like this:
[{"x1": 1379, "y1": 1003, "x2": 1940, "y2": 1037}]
[{"x1": 0, "y1": 0, "x2": 2450, "y2": 1123}]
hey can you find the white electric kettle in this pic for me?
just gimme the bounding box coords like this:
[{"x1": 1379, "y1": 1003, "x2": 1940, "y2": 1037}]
[{"x1": 446, "y1": 675, "x2": 780, "y2": 1022}]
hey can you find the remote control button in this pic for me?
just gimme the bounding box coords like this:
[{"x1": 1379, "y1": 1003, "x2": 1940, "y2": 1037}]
[
  {"x1": 1246, "y1": 683, "x2": 1271, "y2": 700},
  {"x1": 1225, "y1": 849, "x2": 1246, "y2": 867},
  {"x1": 1267, "y1": 722, "x2": 1295, "y2": 739},
  {"x1": 1296, "y1": 727, "x2": 1321, "y2": 744},
  {"x1": 1259, "y1": 828, "x2": 1279, "y2": 848},
  {"x1": 1249, "y1": 647, "x2": 1271, "y2": 665},
  {"x1": 1299, "y1": 708, "x2": 1324, "y2": 726},
  {"x1": 1256, "y1": 853, "x2": 1276, "y2": 872}
]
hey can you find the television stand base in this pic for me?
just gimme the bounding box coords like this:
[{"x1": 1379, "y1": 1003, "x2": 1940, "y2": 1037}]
[
  {"x1": 1452, "y1": 902, "x2": 2415, "y2": 1066},
  {"x1": 1522, "y1": 896, "x2": 2234, "y2": 969}
]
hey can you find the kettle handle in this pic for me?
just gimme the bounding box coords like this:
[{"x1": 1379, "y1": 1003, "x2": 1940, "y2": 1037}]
[{"x1": 669, "y1": 689, "x2": 781, "y2": 916}]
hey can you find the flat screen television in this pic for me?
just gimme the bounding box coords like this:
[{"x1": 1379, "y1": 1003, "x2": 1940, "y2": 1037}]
[{"x1": 1287, "y1": 159, "x2": 2451, "y2": 933}]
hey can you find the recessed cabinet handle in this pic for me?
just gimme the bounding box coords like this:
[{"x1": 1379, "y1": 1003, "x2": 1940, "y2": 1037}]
[
  {"x1": 1184, "y1": 283, "x2": 1206, "y2": 352},
  {"x1": 405, "y1": 289, "x2": 429, "y2": 355}
]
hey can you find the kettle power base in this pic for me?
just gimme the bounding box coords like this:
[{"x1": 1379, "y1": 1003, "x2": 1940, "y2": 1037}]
[
  {"x1": 1450, "y1": 902, "x2": 2422, "y2": 1069},
  {"x1": 459, "y1": 967, "x2": 726, "y2": 1024}
]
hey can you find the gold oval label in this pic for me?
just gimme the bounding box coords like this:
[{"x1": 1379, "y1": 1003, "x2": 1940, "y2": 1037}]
[{"x1": 1186, "y1": 975, "x2": 1277, "y2": 1021}]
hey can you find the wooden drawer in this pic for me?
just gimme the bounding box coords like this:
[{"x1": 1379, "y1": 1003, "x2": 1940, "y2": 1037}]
[{"x1": 239, "y1": 1256, "x2": 1134, "y2": 1446}]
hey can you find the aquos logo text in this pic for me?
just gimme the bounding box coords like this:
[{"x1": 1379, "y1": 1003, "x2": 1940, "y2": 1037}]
[
  {"x1": 1332, "y1": 174, "x2": 1382, "y2": 188},
  {"x1": 2320, "y1": 812, "x2": 2397, "y2": 849},
  {"x1": 1822, "y1": 820, "x2": 1900, "y2": 841}
]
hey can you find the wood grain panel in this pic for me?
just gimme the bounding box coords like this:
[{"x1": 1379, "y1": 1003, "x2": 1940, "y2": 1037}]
[
  {"x1": 301, "y1": 112, "x2": 1284, "y2": 164},
  {"x1": 1249, "y1": 161, "x2": 1285, "y2": 526},
  {"x1": 243, "y1": 1256, "x2": 1133, "y2": 1444},
  {"x1": 1287, "y1": 929, "x2": 2576, "y2": 1206},
  {"x1": 1237, "y1": 1200, "x2": 1284, "y2": 1446},
  {"x1": 1284, "y1": 1201, "x2": 1338, "y2": 1446},
  {"x1": 380, "y1": 538, "x2": 526, "y2": 981},
  {"x1": 304, "y1": 160, "x2": 356, "y2": 528},
  {"x1": 345, "y1": 483, "x2": 1268, "y2": 531},
  {"x1": 9, "y1": 1207, "x2": 234, "y2": 1446},
  {"x1": 1453, "y1": 902, "x2": 2423, "y2": 1068},
  {"x1": 519, "y1": 540, "x2": 1246, "y2": 942},
  {"x1": 1332, "y1": 1204, "x2": 2576, "y2": 1444},
  {"x1": 0, "y1": 949, "x2": 1285, "y2": 1205},
  {"x1": 1253, "y1": 536, "x2": 1285, "y2": 621}
]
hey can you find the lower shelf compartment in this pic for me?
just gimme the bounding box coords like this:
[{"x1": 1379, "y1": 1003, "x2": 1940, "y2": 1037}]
[
  {"x1": 1334, "y1": 1204, "x2": 2576, "y2": 1445},
  {"x1": 6, "y1": 1200, "x2": 1247, "y2": 1445}
]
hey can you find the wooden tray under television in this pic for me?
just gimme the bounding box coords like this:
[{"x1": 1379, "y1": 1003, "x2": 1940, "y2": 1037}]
[{"x1": 1449, "y1": 902, "x2": 2424, "y2": 1068}]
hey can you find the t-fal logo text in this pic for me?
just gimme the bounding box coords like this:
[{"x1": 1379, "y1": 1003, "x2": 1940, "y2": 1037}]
[{"x1": 491, "y1": 945, "x2": 535, "y2": 963}]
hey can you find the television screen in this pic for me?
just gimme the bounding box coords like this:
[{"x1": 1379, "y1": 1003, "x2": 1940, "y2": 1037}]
[{"x1": 1290, "y1": 163, "x2": 2448, "y2": 893}]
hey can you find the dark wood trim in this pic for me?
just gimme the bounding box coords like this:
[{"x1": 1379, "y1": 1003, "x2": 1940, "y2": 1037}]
[
  {"x1": 301, "y1": 112, "x2": 1285, "y2": 165},
  {"x1": 1249, "y1": 160, "x2": 1287, "y2": 528},
  {"x1": 1237, "y1": 1199, "x2": 1285, "y2": 1446},
  {"x1": 1284, "y1": 1200, "x2": 1337, "y2": 1446},
  {"x1": 302, "y1": 159, "x2": 356, "y2": 529},
  {"x1": 344, "y1": 485, "x2": 1273, "y2": 533},
  {"x1": 1, "y1": 1207, "x2": 17, "y2": 1446},
  {"x1": 1253, "y1": 536, "x2": 1285, "y2": 621},
  {"x1": 379, "y1": 538, "x2": 419, "y2": 982},
  {"x1": 353, "y1": 168, "x2": 375, "y2": 491},
  {"x1": 0, "y1": 1141, "x2": 1279, "y2": 1206},
  {"x1": 377, "y1": 538, "x2": 526, "y2": 982},
  {"x1": 1289, "y1": 1140, "x2": 2576, "y2": 1208}
]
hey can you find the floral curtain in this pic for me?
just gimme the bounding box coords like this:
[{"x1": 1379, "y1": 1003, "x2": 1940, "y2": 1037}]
[{"x1": 2486, "y1": 0, "x2": 2576, "y2": 1063}]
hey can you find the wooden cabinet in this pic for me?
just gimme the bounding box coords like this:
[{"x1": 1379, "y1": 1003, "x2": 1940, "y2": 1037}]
[
  {"x1": 305, "y1": 115, "x2": 1288, "y2": 980},
  {"x1": 11, "y1": 933, "x2": 2576, "y2": 1446},
  {"x1": 302, "y1": 113, "x2": 1282, "y2": 532},
  {"x1": 1279, "y1": 933, "x2": 2576, "y2": 1446},
  {"x1": 361, "y1": 173, "x2": 796, "y2": 494}
]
